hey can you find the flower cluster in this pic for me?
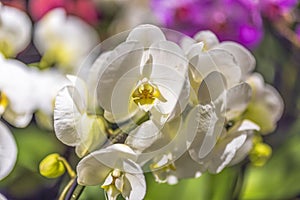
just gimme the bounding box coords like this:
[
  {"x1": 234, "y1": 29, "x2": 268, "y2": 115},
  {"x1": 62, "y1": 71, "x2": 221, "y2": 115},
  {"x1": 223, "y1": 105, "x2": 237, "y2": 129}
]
[
  {"x1": 0, "y1": 3, "x2": 100, "y2": 199},
  {"x1": 53, "y1": 24, "x2": 283, "y2": 200},
  {"x1": 151, "y1": 0, "x2": 298, "y2": 48}
]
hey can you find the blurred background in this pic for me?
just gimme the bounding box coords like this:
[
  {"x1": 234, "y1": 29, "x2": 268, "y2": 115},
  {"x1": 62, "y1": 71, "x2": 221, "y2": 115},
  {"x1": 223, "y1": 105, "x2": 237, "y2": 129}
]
[{"x1": 1, "y1": 0, "x2": 300, "y2": 199}]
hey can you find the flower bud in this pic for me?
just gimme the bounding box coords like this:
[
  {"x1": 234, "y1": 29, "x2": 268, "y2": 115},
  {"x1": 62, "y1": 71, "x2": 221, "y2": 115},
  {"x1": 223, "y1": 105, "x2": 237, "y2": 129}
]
[
  {"x1": 249, "y1": 142, "x2": 272, "y2": 167},
  {"x1": 39, "y1": 153, "x2": 65, "y2": 178}
]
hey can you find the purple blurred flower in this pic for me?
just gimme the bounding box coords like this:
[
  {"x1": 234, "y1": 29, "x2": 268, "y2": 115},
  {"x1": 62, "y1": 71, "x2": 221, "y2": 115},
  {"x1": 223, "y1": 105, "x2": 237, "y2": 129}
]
[
  {"x1": 259, "y1": 0, "x2": 298, "y2": 20},
  {"x1": 151, "y1": 0, "x2": 263, "y2": 48}
]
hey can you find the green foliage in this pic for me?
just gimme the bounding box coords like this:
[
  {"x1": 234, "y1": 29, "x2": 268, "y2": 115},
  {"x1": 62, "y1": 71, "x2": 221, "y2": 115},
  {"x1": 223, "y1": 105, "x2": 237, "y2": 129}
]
[
  {"x1": 0, "y1": 124, "x2": 65, "y2": 198},
  {"x1": 144, "y1": 167, "x2": 238, "y2": 200},
  {"x1": 241, "y1": 120, "x2": 300, "y2": 199}
]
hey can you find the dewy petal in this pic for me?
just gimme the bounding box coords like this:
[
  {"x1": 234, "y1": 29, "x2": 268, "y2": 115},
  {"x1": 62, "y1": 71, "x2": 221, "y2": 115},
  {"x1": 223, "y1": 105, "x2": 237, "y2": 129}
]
[
  {"x1": 205, "y1": 132, "x2": 247, "y2": 174},
  {"x1": 0, "y1": 122, "x2": 17, "y2": 181},
  {"x1": 217, "y1": 42, "x2": 256, "y2": 77},
  {"x1": 193, "y1": 30, "x2": 219, "y2": 50},
  {"x1": 0, "y1": 5, "x2": 31, "y2": 55},
  {"x1": 77, "y1": 144, "x2": 137, "y2": 186},
  {"x1": 190, "y1": 49, "x2": 241, "y2": 87},
  {"x1": 126, "y1": 24, "x2": 166, "y2": 48},
  {"x1": 97, "y1": 41, "x2": 143, "y2": 112},
  {"x1": 54, "y1": 86, "x2": 83, "y2": 146},
  {"x1": 225, "y1": 82, "x2": 252, "y2": 119}
]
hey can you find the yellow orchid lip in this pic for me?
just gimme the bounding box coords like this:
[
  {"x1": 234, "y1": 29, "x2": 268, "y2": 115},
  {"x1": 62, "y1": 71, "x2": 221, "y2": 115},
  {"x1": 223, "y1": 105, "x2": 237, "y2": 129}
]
[
  {"x1": 0, "y1": 91, "x2": 8, "y2": 114},
  {"x1": 131, "y1": 81, "x2": 167, "y2": 112}
]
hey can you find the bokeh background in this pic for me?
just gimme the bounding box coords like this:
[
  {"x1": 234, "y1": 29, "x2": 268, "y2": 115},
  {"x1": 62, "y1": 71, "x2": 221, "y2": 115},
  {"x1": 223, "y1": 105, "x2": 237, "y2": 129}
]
[{"x1": 1, "y1": 0, "x2": 300, "y2": 199}]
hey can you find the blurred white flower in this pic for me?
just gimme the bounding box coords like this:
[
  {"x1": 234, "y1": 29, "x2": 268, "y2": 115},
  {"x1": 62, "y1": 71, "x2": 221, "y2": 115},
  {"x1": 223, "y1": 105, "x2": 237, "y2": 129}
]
[
  {"x1": 245, "y1": 73, "x2": 284, "y2": 134},
  {"x1": 31, "y1": 68, "x2": 70, "y2": 129},
  {"x1": 77, "y1": 144, "x2": 146, "y2": 200},
  {"x1": 96, "y1": 24, "x2": 189, "y2": 124},
  {"x1": 0, "y1": 193, "x2": 7, "y2": 200},
  {"x1": 0, "y1": 3, "x2": 31, "y2": 57},
  {"x1": 109, "y1": 0, "x2": 158, "y2": 34},
  {"x1": 54, "y1": 76, "x2": 107, "y2": 157},
  {"x1": 34, "y1": 8, "x2": 99, "y2": 73},
  {"x1": 0, "y1": 54, "x2": 35, "y2": 127},
  {"x1": 0, "y1": 121, "x2": 17, "y2": 181}
]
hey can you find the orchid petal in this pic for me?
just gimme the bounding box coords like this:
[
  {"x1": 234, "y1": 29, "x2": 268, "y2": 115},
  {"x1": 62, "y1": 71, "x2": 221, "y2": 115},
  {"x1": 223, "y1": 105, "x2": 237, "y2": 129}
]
[
  {"x1": 54, "y1": 86, "x2": 83, "y2": 146},
  {"x1": 217, "y1": 42, "x2": 255, "y2": 77},
  {"x1": 205, "y1": 132, "x2": 247, "y2": 173},
  {"x1": 225, "y1": 82, "x2": 252, "y2": 119},
  {"x1": 97, "y1": 41, "x2": 143, "y2": 112},
  {"x1": 77, "y1": 144, "x2": 137, "y2": 185},
  {"x1": 126, "y1": 24, "x2": 166, "y2": 47},
  {"x1": 190, "y1": 49, "x2": 241, "y2": 87},
  {"x1": 194, "y1": 31, "x2": 219, "y2": 50},
  {"x1": 0, "y1": 122, "x2": 17, "y2": 181}
]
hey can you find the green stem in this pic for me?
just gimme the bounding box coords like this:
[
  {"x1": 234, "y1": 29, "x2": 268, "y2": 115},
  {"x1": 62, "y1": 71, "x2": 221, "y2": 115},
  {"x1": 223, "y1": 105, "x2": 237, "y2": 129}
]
[
  {"x1": 110, "y1": 112, "x2": 149, "y2": 143},
  {"x1": 64, "y1": 177, "x2": 85, "y2": 200},
  {"x1": 232, "y1": 163, "x2": 247, "y2": 200}
]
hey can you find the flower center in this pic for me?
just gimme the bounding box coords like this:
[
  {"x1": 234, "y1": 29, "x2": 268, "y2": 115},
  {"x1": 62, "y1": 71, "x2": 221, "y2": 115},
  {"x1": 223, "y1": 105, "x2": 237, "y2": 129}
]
[
  {"x1": 131, "y1": 82, "x2": 166, "y2": 111},
  {"x1": 0, "y1": 91, "x2": 8, "y2": 115}
]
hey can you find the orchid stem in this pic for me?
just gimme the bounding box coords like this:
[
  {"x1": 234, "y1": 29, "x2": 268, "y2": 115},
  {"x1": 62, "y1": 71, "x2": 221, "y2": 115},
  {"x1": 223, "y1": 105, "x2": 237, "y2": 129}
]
[
  {"x1": 64, "y1": 177, "x2": 85, "y2": 200},
  {"x1": 58, "y1": 156, "x2": 76, "y2": 178}
]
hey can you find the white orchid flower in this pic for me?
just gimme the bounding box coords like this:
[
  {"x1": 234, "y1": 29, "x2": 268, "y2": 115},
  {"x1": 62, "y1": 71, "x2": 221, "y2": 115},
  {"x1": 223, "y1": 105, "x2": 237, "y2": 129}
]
[
  {"x1": 183, "y1": 30, "x2": 255, "y2": 91},
  {"x1": 0, "y1": 121, "x2": 17, "y2": 181},
  {"x1": 77, "y1": 144, "x2": 146, "y2": 200},
  {"x1": 0, "y1": 193, "x2": 7, "y2": 200},
  {"x1": 150, "y1": 152, "x2": 202, "y2": 185},
  {"x1": 95, "y1": 24, "x2": 190, "y2": 125},
  {"x1": 193, "y1": 120, "x2": 259, "y2": 174},
  {"x1": 29, "y1": 68, "x2": 69, "y2": 129},
  {"x1": 125, "y1": 104, "x2": 201, "y2": 185},
  {"x1": 245, "y1": 73, "x2": 284, "y2": 134},
  {"x1": 34, "y1": 8, "x2": 99, "y2": 73},
  {"x1": 0, "y1": 54, "x2": 36, "y2": 127},
  {"x1": 189, "y1": 72, "x2": 260, "y2": 173},
  {"x1": 0, "y1": 3, "x2": 31, "y2": 57},
  {"x1": 54, "y1": 76, "x2": 107, "y2": 157}
]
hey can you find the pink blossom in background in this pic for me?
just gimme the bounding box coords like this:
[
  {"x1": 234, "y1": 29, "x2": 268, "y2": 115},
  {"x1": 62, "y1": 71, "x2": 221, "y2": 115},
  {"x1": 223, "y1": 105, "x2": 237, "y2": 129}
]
[
  {"x1": 151, "y1": 0, "x2": 264, "y2": 48},
  {"x1": 29, "y1": 0, "x2": 99, "y2": 25},
  {"x1": 1, "y1": 0, "x2": 27, "y2": 11},
  {"x1": 259, "y1": 0, "x2": 298, "y2": 20}
]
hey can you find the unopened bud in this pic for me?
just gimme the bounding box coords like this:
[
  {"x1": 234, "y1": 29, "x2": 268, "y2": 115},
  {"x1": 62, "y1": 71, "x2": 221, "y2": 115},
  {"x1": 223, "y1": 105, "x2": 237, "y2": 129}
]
[
  {"x1": 39, "y1": 153, "x2": 65, "y2": 178},
  {"x1": 249, "y1": 142, "x2": 272, "y2": 167}
]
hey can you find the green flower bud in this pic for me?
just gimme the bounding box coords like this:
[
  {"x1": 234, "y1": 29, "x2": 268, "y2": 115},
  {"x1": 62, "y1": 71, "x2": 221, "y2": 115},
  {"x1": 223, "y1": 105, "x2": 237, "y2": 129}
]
[
  {"x1": 39, "y1": 153, "x2": 65, "y2": 178},
  {"x1": 249, "y1": 142, "x2": 272, "y2": 167}
]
